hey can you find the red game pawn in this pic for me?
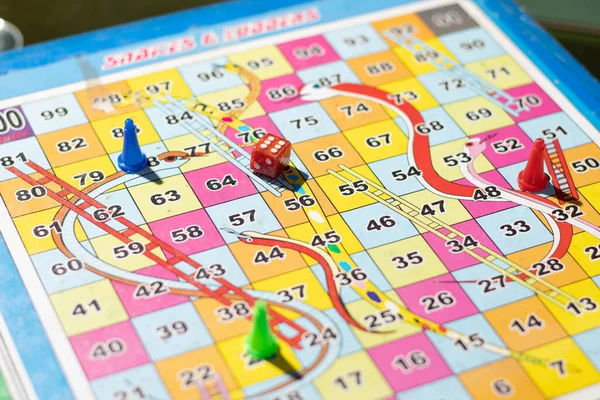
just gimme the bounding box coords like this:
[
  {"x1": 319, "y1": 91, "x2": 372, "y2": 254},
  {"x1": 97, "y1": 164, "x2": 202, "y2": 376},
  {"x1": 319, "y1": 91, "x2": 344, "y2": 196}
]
[
  {"x1": 518, "y1": 138, "x2": 549, "y2": 192},
  {"x1": 250, "y1": 135, "x2": 292, "y2": 178}
]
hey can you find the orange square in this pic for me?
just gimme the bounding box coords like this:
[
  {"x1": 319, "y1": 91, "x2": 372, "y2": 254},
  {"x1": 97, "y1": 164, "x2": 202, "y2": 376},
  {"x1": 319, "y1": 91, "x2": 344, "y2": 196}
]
[
  {"x1": 261, "y1": 189, "x2": 309, "y2": 229},
  {"x1": 228, "y1": 229, "x2": 308, "y2": 282},
  {"x1": 563, "y1": 143, "x2": 600, "y2": 188},
  {"x1": 293, "y1": 133, "x2": 365, "y2": 177},
  {"x1": 320, "y1": 96, "x2": 389, "y2": 131},
  {"x1": 346, "y1": 51, "x2": 412, "y2": 86},
  {"x1": 193, "y1": 297, "x2": 252, "y2": 342},
  {"x1": 37, "y1": 124, "x2": 106, "y2": 168},
  {"x1": 484, "y1": 297, "x2": 567, "y2": 352},
  {"x1": 0, "y1": 173, "x2": 61, "y2": 218},
  {"x1": 74, "y1": 81, "x2": 139, "y2": 122},
  {"x1": 459, "y1": 358, "x2": 544, "y2": 400},
  {"x1": 371, "y1": 13, "x2": 436, "y2": 45},
  {"x1": 506, "y1": 243, "x2": 588, "y2": 289},
  {"x1": 155, "y1": 345, "x2": 238, "y2": 398}
]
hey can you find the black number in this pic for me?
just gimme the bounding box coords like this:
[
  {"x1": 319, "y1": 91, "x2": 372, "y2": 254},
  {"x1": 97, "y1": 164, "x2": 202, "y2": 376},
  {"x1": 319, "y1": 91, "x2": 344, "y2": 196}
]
[
  {"x1": 170, "y1": 225, "x2": 203, "y2": 243},
  {"x1": 420, "y1": 200, "x2": 446, "y2": 216},
  {"x1": 571, "y1": 157, "x2": 600, "y2": 173},
  {"x1": 283, "y1": 194, "x2": 315, "y2": 211},
  {"x1": 310, "y1": 230, "x2": 341, "y2": 247},
  {"x1": 335, "y1": 269, "x2": 367, "y2": 286},
  {"x1": 338, "y1": 102, "x2": 371, "y2": 117},
  {"x1": 15, "y1": 186, "x2": 46, "y2": 202},
  {"x1": 442, "y1": 152, "x2": 472, "y2": 167},
  {"x1": 365, "y1": 61, "x2": 395, "y2": 76},
  {"x1": 267, "y1": 85, "x2": 298, "y2": 101},
  {"x1": 51, "y1": 259, "x2": 84, "y2": 275},
  {"x1": 459, "y1": 39, "x2": 485, "y2": 50},
  {"x1": 145, "y1": 81, "x2": 171, "y2": 95},
  {"x1": 228, "y1": 209, "x2": 256, "y2": 226},
  {"x1": 194, "y1": 264, "x2": 227, "y2": 280},
  {"x1": 566, "y1": 297, "x2": 598, "y2": 315},
  {"x1": 365, "y1": 133, "x2": 392, "y2": 148},
  {"x1": 465, "y1": 108, "x2": 492, "y2": 121},
  {"x1": 533, "y1": 258, "x2": 565, "y2": 277},
  {"x1": 178, "y1": 365, "x2": 213, "y2": 387},
  {"x1": 499, "y1": 220, "x2": 531, "y2": 237},
  {"x1": 32, "y1": 220, "x2": 62, "y2": 238},
  {"x1": 73, "y1": 170, "x2": 105, "y2": 186},
  {"x1": 391, "y1": 251, "x2": 424, "y2": 269},
  {"x1": 552, "y1": 205, "x2": 584, "y2": 221},
  {"x1": 216, "y1": 302, "x2": 251, "y2": 322},
  {"x1": 41, "y1": 107, "x2": 68, "y2": 120},
  {"x1": 57, "y1": 137, "x2": 88, "y2": 153},
  {"x1": 313, "y1": 146, "x2": 343, "y2": 162},
  {"x1": 0, "y1": 109, "x2": 25, "y2": 134},
  {"x1": 150, "y1": 190, "x2": 181, "y2": 205},
  {"x1": 290, "y1": 116, "x2": 318, "y2": 129},
  {"x1": 303, "y1": 327, "x2": 339, "y2": 347},
  {"x1": 509, "y1": 313, "x2": 544, "y2": 334},
  {"x1": 113, "y1": 242, "x2": 145, "y2": 259},
  {"x1": 246, "y1": 57, "x2": 274, "y2": 70},
  {"x1": 157, "y1": 321, "x2": 188, "y2": 339},
  {"x1": 477, "y1": 275, "x2": 506, "y2": 294},
  {"x1": 584, "y1": 244, "x2": 600, "y2": 261},
  {"x1": 236, "y1": 128, "x2": 266, "y2": 144},
  {"x1": 134, "y1": 281, "x2": 169, "y2": 299},
  {"x1": 472, "y1": 185, "x2": 502, "y2": 201},
  {"x1": 217, "y1": 98, "x2": 245, "y2": 112},
  {"x1": 439, "y1": 79, "x2": 465, "y2": 91},
  {"x1": 338, "y1": 180, "x2": 368, "y2": 196},
  {"x1": 197, "y1": 69, "x2": 224, "y2": 82},
  {"x1": 445, "y1": 235, "x2": 479, "y2": 253},
  {"x1": 366, "y1": 215, "x2": 396, "y2": 231},
  {"x1": 391, "y1": 166, "x2": 422, "y2": 181},
  {"x1": 0, "y1": 152, "x2": 27, "y2": 166},
  {"x1": 333, "y1": 370, "x2": 362, "y2": 391},
  {"x1": 491, "y1": 138, "x2": 524, "y2": 154},
  {"x1": 419, "y1": 291, "x2": 456, "y2": 313},
  {"x1": 485, "y1": 67, "x2": 511, "y2": 79},
  {"x1": 72, "y1": 299, "x2": 101, "y2": 316},
  {"x1": 392, "y1": 350, "x2": 430, "y2": 373},
  {"x1": 91, "y1": 339, "x2": 125, "y2": 359},
  {"x1": 276, "y1": 284, "x2": 306, "y2": 303},
  {"x1": 205, "y1": 174, "x2": 238, "y2": 191},
  {"x1": 454, "y1": 333, "x2": 485, "y2": 350},
  {"x1": 253, "y1": 246, "x2": 285, "y2": 264},
  {"x1": 542, "y1": 125, "x2": 568, "y2": 140},
  {"x1": 415, "y1": 121, "x2": 444, "y2": 134},
  {"x1": 92, "y1": 204, "x2": 125, "y2": 222}
]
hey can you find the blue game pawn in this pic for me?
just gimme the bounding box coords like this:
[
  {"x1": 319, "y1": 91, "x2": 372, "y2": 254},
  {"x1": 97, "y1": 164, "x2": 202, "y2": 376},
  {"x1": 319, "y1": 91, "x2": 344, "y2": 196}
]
[{"x1": 118, "y1": 118, "x2": 147, "y2": 173}]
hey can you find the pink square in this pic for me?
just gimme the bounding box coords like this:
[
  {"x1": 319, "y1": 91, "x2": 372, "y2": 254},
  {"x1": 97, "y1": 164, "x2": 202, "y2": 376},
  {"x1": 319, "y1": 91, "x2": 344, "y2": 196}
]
[
  {"x1": 472, "y1": 124, "x2": 534, "y2": 168},
  {"x1": 456, "y1": 170, "x2": 518, "y2": 218},
  {"x1": 507, "y1": 83, "x2": 561, "y2": 122},
  {"x1": 258, "y1": 74, "x2": 305, "y2": 113},
  {"x1": 185, "y1": 162, "x2": 258, "y2": 207},
  {"x1": 422, "y1": 219, "x2": 503, "y2": 272},
  {"x1": 112, "y1": 265, "x2": 188, "y2": 317},
  {"x1": 278, "y1": 35, "x2": 340, "y2": 70},
  {"x1": 224, "y1": 115, "x2": 284, "y2": 154},
  {"x1": 368, "y1": 333, "x2": 452, "y2": 392},
  {"x1": 70, "y1": 321, "x2": 150, "y2": 379},
  {"x1": 148, "y1": 208, "x2": 224, "y2": 256},
  {"x1": 396, "y1": 273, "x2": 478, "y2": 324}
]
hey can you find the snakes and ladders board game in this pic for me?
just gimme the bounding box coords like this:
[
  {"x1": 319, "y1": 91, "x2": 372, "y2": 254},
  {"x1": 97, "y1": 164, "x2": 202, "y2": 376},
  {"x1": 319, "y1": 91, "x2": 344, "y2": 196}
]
[{"x1": 1, "y1": 0, "x2": 600, "y2": 398}]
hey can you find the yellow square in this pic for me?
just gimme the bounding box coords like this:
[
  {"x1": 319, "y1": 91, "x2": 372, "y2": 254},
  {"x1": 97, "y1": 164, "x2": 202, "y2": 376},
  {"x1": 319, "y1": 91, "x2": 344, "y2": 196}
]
[
  {"x1": 429, "y1": 137, "x2": 495, "y2": 181},
  {"x1": 314, "y1": 351, "x2": 393, "y2": 399},
  {"x1": 163, "y1": 133, "x2": 228, "y2": 173},
  {"x1": 126, "y1": 69, "x2": 193, "y2": 104},
  {"x1": 53, "y1": 155, "x2": 119, "y2": 191},
  {"x1": 89, "y1": 225, "x2": 166, "y2": 272},
  {"x1": 90, "y1": 109, "x2": 161, "y2": 154},
  {"x1": 316, "y1": 165, "x2": 378, "y2": 213},
  {"x1": 379, "y1": 77, "x2": 439, "y2": 113},
  {"x1": 328, "y1": 214, "x2": 364, "y2": 255},
  {"x1": 252, "y1": 268, "x2": 332, "y2": 319},
  {"x1": 392, "y1": 38, "x2": 456, "y2": 76},
  {"x1": 128, "y1": 174, "x2": 202, "y2": 223},
  {"x1": 466, "y1": 55, "x2": 533, "y2": 90},
  {"x1": 13, "y1": 207, "x2": 87, "y2": 255},
  {"x1": 196, "y1": 85, "x2": 265, "y2": 120},
  {"x1": 443, "y1": 97, "x2": 514, "y2": 136},
  {"x1": 368, "y1": 235, "x2": 448, "y2": 288},
  {"x1": 346, "y1": 290, "x2": 421, "y2": 348},
  {"x1": 569, "y1": 232, "x2": 600, "y2": 277},
  {"x1": 402, "y1": 188, "x2": 473, "y2": 230},
  {"x1": 217, "y1": 333, "x2": 302, "y2": 387},
  {"x1": 519, "y1": 337, "x2": 600, "y2": 398},
  {"x1": 228, "y1": 45, "x2": 294, "y2": 80},
  {"x1": 49, "y1": 279, "x2": 128, "y2": 336},
  {"x1": 540, "y1": 279, "x2": 600, "y2": 335},
  {"x1": 342, "y1": 119, "x2": 408, "y2": 163}
]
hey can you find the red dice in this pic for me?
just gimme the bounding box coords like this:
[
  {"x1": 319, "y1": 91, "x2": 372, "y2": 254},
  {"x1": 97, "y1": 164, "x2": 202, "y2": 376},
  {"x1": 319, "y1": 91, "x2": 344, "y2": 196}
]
[{"x1": 250, "y1": 135, "x2": 292, "y2": 178}]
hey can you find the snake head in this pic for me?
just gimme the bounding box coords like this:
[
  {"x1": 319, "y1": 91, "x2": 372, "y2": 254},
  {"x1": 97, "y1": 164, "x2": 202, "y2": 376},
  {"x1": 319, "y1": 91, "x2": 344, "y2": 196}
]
[
  {"x1": 464, "y1": 137, "x2": 486, "y2": 158},
  {"x1": 299, "y1": 82, "x2": 338, "y2": 101}
]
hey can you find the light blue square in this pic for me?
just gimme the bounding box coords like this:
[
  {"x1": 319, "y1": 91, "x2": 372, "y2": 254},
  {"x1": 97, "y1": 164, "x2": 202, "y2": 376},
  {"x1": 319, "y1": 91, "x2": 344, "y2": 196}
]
[
  {"x1": 0, "y1": 136, "x2": 52, "y2": 182},
  {"x1": 476, "y1": 206, "x2": 553, "y2": 254},
  {"x1": 312, "y1": 250, "x2": 394, "y2": 304},
  {"x1": 91, "y1": 363, "x2": 170, "y2": 400},
  {"x1": 452, "y1": 263, "x2": 532, "y2": 311},
  {"x1": 394, "y1": 106, "x2": 467, "y2": 146},
  {"x1": 32, "y1": 247, "x2": 104, "y2": 295},
  {"x1": 439, "y1": 27, "x2": 505, "y2": 64},
  {"x1": 573, "y1": 326, "x2": 600, "y2": 372},
  {"x1": 324, "y1": 25, "x2": 388, "y2": 59},
  {"x1": 77, "y1": 188, "x2": 147, "y2": 239},
  {"x1": 297, "y1": 60, "x2": 360, "y2": 86},
  {"x1": 397, "y1": 375, "x2": 472, "y2": 400},
  {"x1": 518, "y1": 112, "x2": 591, "y2": 150},
  {"x1": 341, "y1": 203, "x2": 419, "y2": 249},
  {"x1": 132, "y1": 302, "x2": 213, "y2": 361},
  {"x1": 205, "y1": 193, "x2": 282, "y2": 244},
  {"x1": 21, "y1": 93, "x2": 88, "y2": 135},
  {"x1": 418, "y1": 71, "x2": 478, "y2": 104},
  {"x1": 427, "y1": 314, "x2": 506, "y2": 373},
  {"x1": 144, "y1": 102, "x2": 213, "y2": 141},
  {"x1": 369, "y1": 154, "x2": 425, "y2": 196},
  {"x1": 178, "y1": 56, "x2": 244, "y2": 95},
  {"x1": 269, "y1": 102, "x2": 339, "y2": 143},
  {"x1": 189, "y1": 245, "x2": 249, "y2": 287}
]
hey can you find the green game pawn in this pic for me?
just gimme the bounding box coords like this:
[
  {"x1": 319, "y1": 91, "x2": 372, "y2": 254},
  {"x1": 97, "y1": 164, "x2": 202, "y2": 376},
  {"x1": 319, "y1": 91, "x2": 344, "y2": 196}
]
[{"x1": 245, "y1": 300, "x2": 279, "y2": 360}]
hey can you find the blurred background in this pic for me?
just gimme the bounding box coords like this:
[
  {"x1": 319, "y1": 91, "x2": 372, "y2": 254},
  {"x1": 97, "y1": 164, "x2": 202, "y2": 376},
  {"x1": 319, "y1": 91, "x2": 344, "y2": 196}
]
[{"x1": 0, "y1": 0, "x2": 598, "y2": 76}]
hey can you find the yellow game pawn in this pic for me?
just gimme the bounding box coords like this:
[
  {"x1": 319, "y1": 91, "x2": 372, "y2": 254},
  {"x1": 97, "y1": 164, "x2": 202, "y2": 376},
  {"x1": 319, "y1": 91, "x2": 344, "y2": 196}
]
[{"x1": 245, "y1": 300, "x2": 279, "y2": 360}]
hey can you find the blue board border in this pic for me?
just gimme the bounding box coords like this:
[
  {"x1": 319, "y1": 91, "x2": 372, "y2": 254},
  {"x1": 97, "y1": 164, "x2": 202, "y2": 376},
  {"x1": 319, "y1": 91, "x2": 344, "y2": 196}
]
[{"x1": 0, "y1": 1, "x2": 598, "y2": 398}]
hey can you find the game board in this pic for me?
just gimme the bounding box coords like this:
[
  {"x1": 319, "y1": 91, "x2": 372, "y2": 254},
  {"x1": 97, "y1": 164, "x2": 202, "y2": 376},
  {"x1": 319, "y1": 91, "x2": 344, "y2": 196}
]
[{"x1": 1, "y1": 0, "x2": 600, "y2": 398}]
